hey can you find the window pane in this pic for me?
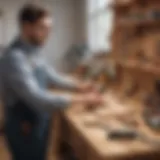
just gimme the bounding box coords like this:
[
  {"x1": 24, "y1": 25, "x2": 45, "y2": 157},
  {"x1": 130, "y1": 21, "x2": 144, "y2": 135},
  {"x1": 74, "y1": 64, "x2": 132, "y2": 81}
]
[
  {"x1": 87, "y1": 0, "x2": 114, "y2": 51},
  {"x1": 97, "y1": 11, "x2": 111, "y2": 49},
  {"x1": 97, "y1": 0, "x2": 112, "y2": 9},
  {"x1": 87, "y1": 0, "x2": 97, "y2": 14},
  {"x1": 97, "y1": 0, "x2": 107, "y2": 9},
  {"x1": 88, "y1": 18, "x2": 98, "y2": 51}
]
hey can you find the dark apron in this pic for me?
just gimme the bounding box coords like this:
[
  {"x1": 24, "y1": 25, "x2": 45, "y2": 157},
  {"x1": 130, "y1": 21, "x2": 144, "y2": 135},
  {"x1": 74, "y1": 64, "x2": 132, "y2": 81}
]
[
  {"x1": 4, "y1": 101, "x2": 50, "y2": 160},
  {"x1": 4, "y1": 67, "x2": 51, "y2": 160}
]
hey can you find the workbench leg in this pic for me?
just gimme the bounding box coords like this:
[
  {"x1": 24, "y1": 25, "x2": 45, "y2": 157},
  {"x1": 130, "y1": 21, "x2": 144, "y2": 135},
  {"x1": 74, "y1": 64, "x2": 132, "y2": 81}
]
[{"x1": 47, "y1": 112, "x2": 62, "y2": 160}]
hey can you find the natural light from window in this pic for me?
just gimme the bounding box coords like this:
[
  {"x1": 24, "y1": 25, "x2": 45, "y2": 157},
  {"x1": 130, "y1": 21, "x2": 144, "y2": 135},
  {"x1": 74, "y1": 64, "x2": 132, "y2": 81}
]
[{"x1": 87, "y1": 0, "x2": 113, "y2": 52}]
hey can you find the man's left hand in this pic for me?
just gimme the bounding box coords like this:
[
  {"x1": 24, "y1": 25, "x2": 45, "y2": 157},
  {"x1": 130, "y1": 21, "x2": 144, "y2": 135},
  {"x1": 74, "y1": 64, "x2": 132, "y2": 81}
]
[{"x1": 77, "y1": 82, "x2": 95, "y2": 93}]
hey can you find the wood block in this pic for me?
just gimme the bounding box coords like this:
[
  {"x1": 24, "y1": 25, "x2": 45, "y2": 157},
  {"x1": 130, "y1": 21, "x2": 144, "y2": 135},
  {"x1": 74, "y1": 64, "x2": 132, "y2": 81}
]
[{"x1": 47, "y1": 111, "x2": 62, "y2": 160}]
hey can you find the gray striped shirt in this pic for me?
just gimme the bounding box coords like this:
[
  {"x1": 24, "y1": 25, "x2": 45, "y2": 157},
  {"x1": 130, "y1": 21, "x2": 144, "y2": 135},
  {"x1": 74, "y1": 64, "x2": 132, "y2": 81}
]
[{"x1": 0, "y1": 38, "x2": 76, "y2": 112}]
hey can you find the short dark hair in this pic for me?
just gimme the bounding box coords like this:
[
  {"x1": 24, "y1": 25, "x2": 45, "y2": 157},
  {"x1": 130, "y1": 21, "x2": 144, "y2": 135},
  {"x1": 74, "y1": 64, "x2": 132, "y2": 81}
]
[{"x1": 19, "y1": 4, "x2": 49, "y2": 25}]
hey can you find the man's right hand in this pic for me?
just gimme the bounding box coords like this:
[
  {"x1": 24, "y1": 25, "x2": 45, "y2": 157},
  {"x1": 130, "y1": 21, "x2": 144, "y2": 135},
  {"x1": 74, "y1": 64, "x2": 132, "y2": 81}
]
[{"x1": 71, "y1": 93, "x2": 105, "y2": 107}]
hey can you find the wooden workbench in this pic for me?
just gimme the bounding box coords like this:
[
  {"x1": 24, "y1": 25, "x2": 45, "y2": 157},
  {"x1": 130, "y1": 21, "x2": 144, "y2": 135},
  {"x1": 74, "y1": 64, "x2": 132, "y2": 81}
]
[{"x1": 59, "y1": 90, "x2": 160, "y2": 160}]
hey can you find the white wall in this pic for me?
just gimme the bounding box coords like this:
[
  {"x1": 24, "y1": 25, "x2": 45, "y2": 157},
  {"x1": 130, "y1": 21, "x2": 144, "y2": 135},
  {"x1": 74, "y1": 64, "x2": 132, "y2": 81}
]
[
  {"x1": 42, "y1": 0, "x2": 78, "y2": 68},
  {"x1": 74, "y1": 0, "x2": 87, "y2": 44},
  {"x1": 0, "y1": 0, "x2": 85, "y2": 69}
]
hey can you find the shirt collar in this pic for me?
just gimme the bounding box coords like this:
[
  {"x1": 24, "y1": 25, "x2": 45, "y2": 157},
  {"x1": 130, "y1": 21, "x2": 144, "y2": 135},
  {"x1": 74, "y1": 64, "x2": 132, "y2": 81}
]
[{"x1": 12, "y1": 36, "x2": 41, "y2": 54}]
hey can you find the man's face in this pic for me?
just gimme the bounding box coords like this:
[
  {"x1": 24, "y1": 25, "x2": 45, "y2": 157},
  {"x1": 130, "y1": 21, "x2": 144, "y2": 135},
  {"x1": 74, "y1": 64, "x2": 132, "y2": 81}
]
[{"x1": 23, "y1": 16, "x2": 53, "y2": 46}]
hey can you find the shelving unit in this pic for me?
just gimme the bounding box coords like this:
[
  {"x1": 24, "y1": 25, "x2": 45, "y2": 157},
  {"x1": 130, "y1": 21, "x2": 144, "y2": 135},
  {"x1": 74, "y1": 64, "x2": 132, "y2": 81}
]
[
  {"x1": 112, "y1": 0, "x2": 160, "y2": 69},
  {"x1": 51, "y1": 1, "x2": 160, "y2": 160},
  {"x1": 111, "y1": 0, "x2": 160, "y2": 102}
]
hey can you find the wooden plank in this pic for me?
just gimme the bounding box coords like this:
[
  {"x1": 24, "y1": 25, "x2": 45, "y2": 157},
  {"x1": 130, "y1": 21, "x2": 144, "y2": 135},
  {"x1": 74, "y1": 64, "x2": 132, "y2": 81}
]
[
  {"x1": 47, "y1": 111, "x2": 62, "y2": 160},
  {"x1": 0, "y1": 136, "x2": 11, "y2": 160},
  {"x1": 61, "y1": 91, "x2": 160, "y2": 160}
]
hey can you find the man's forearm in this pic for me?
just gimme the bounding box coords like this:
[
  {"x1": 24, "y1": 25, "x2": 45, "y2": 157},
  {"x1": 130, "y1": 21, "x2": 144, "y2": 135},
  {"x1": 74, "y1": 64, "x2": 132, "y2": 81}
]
[{"x1": 45, "y1": 64, "x2": 80, "y2": 91}]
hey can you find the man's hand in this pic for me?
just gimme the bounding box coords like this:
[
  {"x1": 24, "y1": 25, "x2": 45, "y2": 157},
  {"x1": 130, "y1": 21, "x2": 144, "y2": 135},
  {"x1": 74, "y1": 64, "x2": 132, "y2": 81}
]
[
  {"x1": 71, "y1": 93, "x2": 105, "y2": 107},
  {"x1": 83, "y1": 93, "x2": 105, "y2": 106},
  {"x1": 76, "y1": 82, "x2": 95, "y2": 93}
]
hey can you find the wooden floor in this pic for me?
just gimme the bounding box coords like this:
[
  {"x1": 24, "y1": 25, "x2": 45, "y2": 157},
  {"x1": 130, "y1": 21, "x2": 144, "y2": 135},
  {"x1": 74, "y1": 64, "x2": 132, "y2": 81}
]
[{"x1": 0, "y1": 135, "x2": 11, "y2": 160}]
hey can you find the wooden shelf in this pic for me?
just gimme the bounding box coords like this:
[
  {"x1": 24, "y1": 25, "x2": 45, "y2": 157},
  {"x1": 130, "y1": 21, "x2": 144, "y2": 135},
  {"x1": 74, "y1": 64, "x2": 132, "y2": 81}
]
[
  {"x1": 111, "y1": 0, "x2": 159, "y2": 10},
  {"x1": 117, "y1": 60, "x2": 160, "y2": 76},
  {"x1": 110, "y1": 0, "x2": 133, "y2": 9},
  {"x1": 118, "y1": 19, "x2": 160, "y2": 28}
]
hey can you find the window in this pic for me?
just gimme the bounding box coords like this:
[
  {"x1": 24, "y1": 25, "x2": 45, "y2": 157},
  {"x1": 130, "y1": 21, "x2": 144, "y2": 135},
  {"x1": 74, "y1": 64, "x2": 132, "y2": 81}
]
[{"x1": 87, "y1": 0, "x2": 113, "y2": 52}]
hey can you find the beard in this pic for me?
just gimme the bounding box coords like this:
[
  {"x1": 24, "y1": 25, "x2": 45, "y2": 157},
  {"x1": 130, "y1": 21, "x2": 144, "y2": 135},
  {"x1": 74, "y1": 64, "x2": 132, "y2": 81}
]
[{"x1": 29, "y1": 36, "x2": 46, "y2": 46}]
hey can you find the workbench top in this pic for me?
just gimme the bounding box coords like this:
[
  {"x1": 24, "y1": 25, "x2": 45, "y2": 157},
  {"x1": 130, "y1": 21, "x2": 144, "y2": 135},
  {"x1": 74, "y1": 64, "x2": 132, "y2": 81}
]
[{"x1": 61, "y1": 90, "x2": 160, "y2": 159}]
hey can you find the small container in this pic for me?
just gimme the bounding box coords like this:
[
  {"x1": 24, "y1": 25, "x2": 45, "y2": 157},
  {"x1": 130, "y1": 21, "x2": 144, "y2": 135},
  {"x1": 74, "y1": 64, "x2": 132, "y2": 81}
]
[
  {"x1": 149, "y1": 10, "x2": 160, "y2": 20},
  {"x1": 143, "y1": 96, "x2": 160, "y2": 130}
]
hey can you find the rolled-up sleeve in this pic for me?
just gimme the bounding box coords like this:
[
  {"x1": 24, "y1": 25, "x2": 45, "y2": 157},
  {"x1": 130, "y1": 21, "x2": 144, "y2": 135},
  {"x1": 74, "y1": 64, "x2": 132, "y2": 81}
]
[
  {"x1": 44, "y1": 63, "x2": 78, "y2": 90},
  {"x1": 4, "y1": 51, "x2": 72, "y2": 112}
]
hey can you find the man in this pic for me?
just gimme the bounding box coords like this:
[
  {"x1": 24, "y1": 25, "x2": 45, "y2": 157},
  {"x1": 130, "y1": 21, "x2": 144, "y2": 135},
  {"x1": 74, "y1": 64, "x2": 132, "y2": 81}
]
[{"x1": 1, "y1": 4, "x2": 104, "y2": 160}]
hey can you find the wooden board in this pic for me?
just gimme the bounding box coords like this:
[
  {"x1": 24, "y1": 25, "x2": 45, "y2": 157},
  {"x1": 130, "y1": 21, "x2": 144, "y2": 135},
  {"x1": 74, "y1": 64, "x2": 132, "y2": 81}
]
[
  {"x1": 62, "y1": 92, "x2": 160, "y2": 160},
  {"x1": 0, "y1": 136, "x2": 11, "y2": 160},
  {"x1": 47, "y1": 112, "x2": 62, "y2": 160}
]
